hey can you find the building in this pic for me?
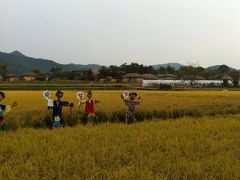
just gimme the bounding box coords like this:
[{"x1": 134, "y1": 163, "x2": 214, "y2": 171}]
[
  {"x1": 122, "y1": 73, "x2": 144, "y2": 83},
  {"x1": 4, "y1": 74, "x2": 19, "y2": 82},
  {"x1": 22, "y1": 72, "x2": 38, "y2": 81},
  {"x1": 142, "y1": 79, "x2": 225, "y2": 88},
  {"x1": 142, "y1": 74, "x2": 158, "y2": 80}
]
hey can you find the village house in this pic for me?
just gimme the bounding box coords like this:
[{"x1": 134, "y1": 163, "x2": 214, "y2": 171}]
[
  {"x1": 4, "y1": 73, "x2": 19, "y2": 82},
  {"x1": 21, "y1": 72, "x2": 38, "y2": 81},
  {"x1": 122, "y1": 73, "x2": 144, "y2": 83},
  {"x1": 142, "y1": 74, "x2": 158, "y2": 80}
]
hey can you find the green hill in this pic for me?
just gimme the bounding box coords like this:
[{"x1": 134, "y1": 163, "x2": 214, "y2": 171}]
[{"x1": 0, "y1": 51, "x2": 101, "y2": 74}]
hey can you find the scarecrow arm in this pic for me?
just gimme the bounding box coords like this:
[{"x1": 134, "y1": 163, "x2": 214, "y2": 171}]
[
  {"x1": 47, "y1": 99, "x2": 54, "y2": 109},
  {"x1": 120, "y1": 95, "x2": 128, "y2": 103},
  {"x1": 62, "y1": 101, "x2": 74, "y2": 107},
  {"x1": 79, "y1": 100, "x2": 86, "y2": 104},
  {"x1": 69, "y1": 102, "x2": 74, "y2": 108},
  {"x1": 62, "y1": 101, "x2": 70, "y2": 106},
  {"x1": 139, "y1": 96, "x2": 143, "y2": 102},
  {"x1": 0, "y1": 103, "x2": 17, "y2": 114},
  {"x1": 136, "y1": 97, "x2": 143, "y2": 105}
]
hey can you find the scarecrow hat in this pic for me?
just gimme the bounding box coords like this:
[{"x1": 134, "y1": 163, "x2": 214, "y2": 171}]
[
  {"x1": 0, "y1": 92, "x2": 5, "y2": 98},
  {"x1": 129, "y1": 92, "x2": 137, "y2": 96},
  {"x1": 87, "y1": 90, "x2": 93, "y2": 96},
  {"x1": 56, "y1": 90, "x2": 64, "y2": 97}
]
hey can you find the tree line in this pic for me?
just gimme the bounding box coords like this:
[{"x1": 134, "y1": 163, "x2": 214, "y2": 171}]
[
  {"x1": 0, "y1": 63, "x2": 240, "y2": 85},
  {"x1": 99, "y1": 63, "x2": 239, "y2": 79}
]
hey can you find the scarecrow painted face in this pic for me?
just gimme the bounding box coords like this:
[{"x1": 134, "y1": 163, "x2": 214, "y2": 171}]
[
  {"x1": 87, "y1": 91, "x2": 93, "y2": 99},
  {"x1": 56, "y1": 90, "x2": 64, "y2": 99}
]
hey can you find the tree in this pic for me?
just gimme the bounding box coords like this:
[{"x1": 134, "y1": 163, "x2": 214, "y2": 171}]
[
  {"x1": 176, "y1": 65, "x2": 206, "y2": 85},
  {"x1": 233, "y1": 78, "x2": 239, "y2": 87},
  {"x1": 177, "y1": 66, "x2": 197, "y2": 80},
  {"x1": 32, "y1": 69, "x2": 40, "y2": 74},
  {"x1": 223, "y1": 79, "x2": 229, "y2": 87},
  {"x1": 166, "y1": 66, "x2": 175, "y2": 74},
  {"x1": 109, "y1": 65, "x2": 123, "y2": 78},
  {"x1": 87, "y1": 69, "x2": 94, "y2": 80},
  {"x1": 50, "y1": 66, "x2": 63, "y2": 77},
  {"x1": 98, "y1": 63, "x2": 158, "y2": 78},
  {"x1": 99, "y1": 66, "x2": 111, "y2": 78},
  {"x1": 0, "y1": 64, "x2": 8, "y2": 76},
  {"x1": 229, "y1": 71, "x2": 240, "y2": 87},
  {"x1": 158, "y1": 67, "x2": 167, "y2": 74},
  {"x1": 201, "y1": 69, "x2": 216, "y2": 80}
]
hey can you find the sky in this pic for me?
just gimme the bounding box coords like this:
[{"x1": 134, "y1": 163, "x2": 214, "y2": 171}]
[{"x1": 0, "y1": 0, "x2": 240, "y2": 68}]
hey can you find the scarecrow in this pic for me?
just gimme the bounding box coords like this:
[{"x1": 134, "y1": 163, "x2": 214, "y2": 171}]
[
  {"x1": 121, "y1": 91, "x2": 143, "y2": 124},
  {"x1": 76, "y1": 91, "x2": 85, "y2": 111},
  {"x1": 44, "y1": 90, "x2": 74, "y2": 128},
  {"x1": 79, "y1": 90, "x2": 100, "y2": 126},
  {"x1": 0, "y1": 92, "x2": 17, "y2": 132}
]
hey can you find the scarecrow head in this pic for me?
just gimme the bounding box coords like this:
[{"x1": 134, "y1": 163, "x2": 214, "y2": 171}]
[
  {"x1": 0, "y1": 92, "x2": 5, "y2": 102},
  {"x1": 56, "y1": 90, "x2": 64, "y2": 99},
  {"x1": 87, "y1": 90, "x2": 93, "y2": 100},
  {"x1": 129, "y1": 92, "x2": 137, "y2": 100}
]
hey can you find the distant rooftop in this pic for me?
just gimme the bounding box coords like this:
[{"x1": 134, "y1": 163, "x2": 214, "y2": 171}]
[
  {"x1": 122, "y1": 73, "x2": 143, "y2": 78},
  {"x1": 22, "y1": 72, "x2": 38, "y2": 77}
]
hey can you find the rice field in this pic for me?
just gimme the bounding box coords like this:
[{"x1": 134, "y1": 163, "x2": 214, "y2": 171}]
[
  {"x1": 1, "y1": 90, "x2": 240, "y2": 179},
  {"x1": 2, "y1": 90, "x2": 240, "y2": 129},
  {"x1": 1, "y1": 115, "x2": 240, "y2": 179},
  {"x1": 2, "y1": 90, "x2": 240, "y2": 112}
]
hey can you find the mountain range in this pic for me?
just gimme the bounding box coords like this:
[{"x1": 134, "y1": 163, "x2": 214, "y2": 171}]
[
  {"x1": 0, "y1": 50, "x2": 238, "y2": 74},
  {"x1": 0, "y1": 51, "x2": 101, "y2": 74}
]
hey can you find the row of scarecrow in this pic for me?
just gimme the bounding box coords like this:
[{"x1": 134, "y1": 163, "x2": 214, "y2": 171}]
[
  {"x1": 0, "y1": 90, "x2": 143, "y2": 131},
  {"x1": 42, "y1": 90, "x2": 143, "y2": 128}
]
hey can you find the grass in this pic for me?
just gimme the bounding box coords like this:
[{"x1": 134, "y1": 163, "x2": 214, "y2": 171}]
[{"x1": 1, "y1": 115, "x2": 240, "y2": 179}]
